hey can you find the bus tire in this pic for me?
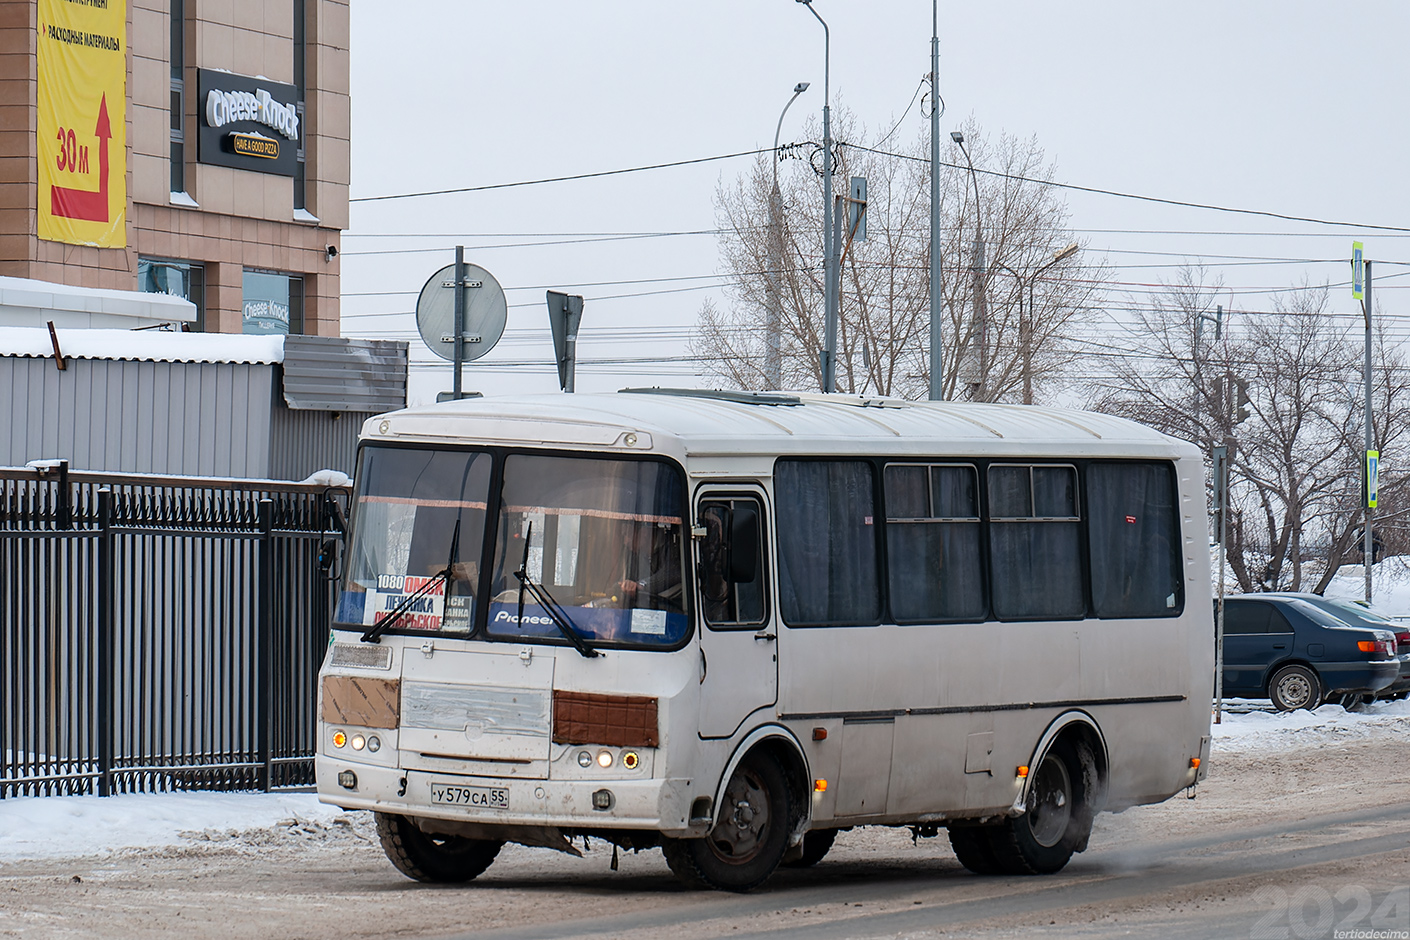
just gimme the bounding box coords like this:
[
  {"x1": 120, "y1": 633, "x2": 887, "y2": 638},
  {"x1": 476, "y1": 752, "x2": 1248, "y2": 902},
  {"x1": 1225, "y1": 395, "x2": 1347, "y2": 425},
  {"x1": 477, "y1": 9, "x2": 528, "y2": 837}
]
[
  {"x1": 948, "y1": 825, "x2": 1003, "y2": 875},
  {"x1": 783, "y1": 828, "x2": 837, "y2": 868},
  {"x1": 1269, "y1": 664, "x2": 1321, "y2": 711},
  {"x1": 661, "y1": 751, "x2": 792, "y2": 891},
  {"x1": 989, "y1": 739, "x2": 1089, "y2": 875},
  {"x1": 375, "y1": 812, "x2": 503, "y2": 883}
]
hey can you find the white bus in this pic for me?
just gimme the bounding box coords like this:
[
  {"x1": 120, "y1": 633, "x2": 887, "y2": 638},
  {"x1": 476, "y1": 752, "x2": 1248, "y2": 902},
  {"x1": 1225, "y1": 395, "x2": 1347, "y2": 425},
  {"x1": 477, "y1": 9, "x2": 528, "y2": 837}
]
[{"x1": 316, "y1": 389, "x2": 1213, "y2": 891}]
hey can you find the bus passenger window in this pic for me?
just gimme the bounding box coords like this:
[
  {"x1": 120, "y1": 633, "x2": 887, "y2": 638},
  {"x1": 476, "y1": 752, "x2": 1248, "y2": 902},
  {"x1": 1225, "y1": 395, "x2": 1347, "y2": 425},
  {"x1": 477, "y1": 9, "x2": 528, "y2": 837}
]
[
  {"x1": 884, "y1": 464, "x2": 984, "y2": 623},
  {"x1": 698, "y1": 499, "x2": 767, "y2": 627},
  {"x1": 988, "y1": 464, "x2": 1084, "y2": 621},
  {"x1": 775, "y1": 460, "x2": 881, "y2": 626},
  {"x1": 1087, "y1": 462, "x2": 1183, "y2": 618}
]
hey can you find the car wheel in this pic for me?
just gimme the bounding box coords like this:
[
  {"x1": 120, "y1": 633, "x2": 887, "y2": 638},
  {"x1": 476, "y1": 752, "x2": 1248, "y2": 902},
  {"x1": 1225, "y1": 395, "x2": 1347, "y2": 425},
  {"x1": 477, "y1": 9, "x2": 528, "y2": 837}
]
[
  {"x1": 988, "y1": 740, "x2": 1093, "y2": 875},
  {"x1": 662, "y1": 751, "x2": 792, "y2": 892},
  {"x1": 375, "y1": 812, "x2": 503, "y2": 883},
  {"x1": 1268, "y1": 664, "x2": 1322, "y2": 711}
]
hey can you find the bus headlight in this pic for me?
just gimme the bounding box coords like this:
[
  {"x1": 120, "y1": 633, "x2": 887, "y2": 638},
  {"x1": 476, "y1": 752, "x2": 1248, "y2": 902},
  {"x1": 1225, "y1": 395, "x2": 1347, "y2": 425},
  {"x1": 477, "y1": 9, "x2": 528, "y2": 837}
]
[
  {"x1": 332, "y1": 730, "x2": 347, "y2": 748},
  {"x1": 351, "y1": 734, "x2": 366, "y2": 751},
  {"x1": 578, "y1": 750, "x2": 593, "y2": 768},
  {"x1": 596, "y1": 750, "x2": 614, "y2": 769}
]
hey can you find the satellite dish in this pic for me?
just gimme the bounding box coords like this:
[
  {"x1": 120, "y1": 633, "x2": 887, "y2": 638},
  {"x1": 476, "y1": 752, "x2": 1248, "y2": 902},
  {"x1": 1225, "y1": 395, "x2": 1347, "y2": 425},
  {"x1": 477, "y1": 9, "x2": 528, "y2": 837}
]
[{"x1": 414, "y1": 262, "x2": 507, "y2": 362}]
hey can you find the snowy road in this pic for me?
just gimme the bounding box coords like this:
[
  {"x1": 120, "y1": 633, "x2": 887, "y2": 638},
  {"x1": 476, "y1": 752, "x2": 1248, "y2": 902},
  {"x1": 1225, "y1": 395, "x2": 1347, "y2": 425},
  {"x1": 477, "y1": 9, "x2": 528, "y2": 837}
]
[{"x1": 2, "y1": 704, "x2": 1408, "y2": 940}]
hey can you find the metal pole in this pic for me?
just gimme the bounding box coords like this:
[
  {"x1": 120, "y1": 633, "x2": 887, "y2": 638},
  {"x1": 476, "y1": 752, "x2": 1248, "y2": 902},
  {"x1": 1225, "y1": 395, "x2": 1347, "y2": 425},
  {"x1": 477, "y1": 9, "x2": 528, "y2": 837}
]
[
  {"x1": 954, "y1": 137, "x2": 984, "y2": 400},
  {"x1": 1023, "y1": 278, "x2": 1033, "y2": 405},
  {"x1": 96, "y1": 488, "x2": 113, "y2": 796},
  {"x1": 1364, "y1": 260, "x2": 1374, "y2": 603},
  {"x1": 799, "y1": 2, "x2": 834, "y2": 393},
  {"x1": 1213, "y1": 445, "x2": 1228, "y2": 725},
  {"x1": 257, "y1": 498, "x2": 274, "y2": 792},
  {"x1": 452, "y1": 245, "x2": 465, "y2": 400},
  {"x1": 770, "y1": 84, "x2": 808, "y2": 391},
  {"x1": 927, "y1": 0, "x2": 944, "y2": 401}
]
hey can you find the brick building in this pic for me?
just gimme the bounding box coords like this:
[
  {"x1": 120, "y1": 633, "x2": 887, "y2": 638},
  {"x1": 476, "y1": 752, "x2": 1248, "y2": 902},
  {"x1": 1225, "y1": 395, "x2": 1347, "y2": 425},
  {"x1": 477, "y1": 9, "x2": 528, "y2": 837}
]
[{"x1": 0, "y1": 0, "x2": 348, "y2": 335}]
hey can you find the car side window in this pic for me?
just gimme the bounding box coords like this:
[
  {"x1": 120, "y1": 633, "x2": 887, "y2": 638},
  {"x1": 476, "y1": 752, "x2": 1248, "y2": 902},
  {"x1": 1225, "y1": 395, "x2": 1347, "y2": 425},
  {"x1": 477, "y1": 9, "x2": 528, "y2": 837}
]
[
  {"x1": 1223, "y1": 601, "x2": 1270, "y2": 634},
  {"x1": 1267, "y1": 606, "x2": 1294, "y2": 633}
]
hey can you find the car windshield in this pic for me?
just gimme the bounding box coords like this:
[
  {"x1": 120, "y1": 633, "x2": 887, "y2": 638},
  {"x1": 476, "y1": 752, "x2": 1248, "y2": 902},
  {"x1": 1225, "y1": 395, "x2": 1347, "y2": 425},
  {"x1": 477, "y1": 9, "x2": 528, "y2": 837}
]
[
  {"x1": 485, "y1": 454, "x2": 688, "y2": 648},
  {"x1": 335, "y1": 446, "x2": 491, "y2": 635}
]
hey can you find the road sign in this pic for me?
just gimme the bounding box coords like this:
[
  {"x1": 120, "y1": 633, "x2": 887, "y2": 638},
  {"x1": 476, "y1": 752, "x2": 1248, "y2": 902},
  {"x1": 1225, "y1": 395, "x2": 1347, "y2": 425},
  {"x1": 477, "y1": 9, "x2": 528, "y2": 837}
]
[
  {"x1": 1353, "y1": 241, "x2": 1365, "y2": 300},
  {"x1": 415, "y1": 262, "x2": 507, "y2": 363},
  {"x1": 545, "y1": 291, "x2": 584, "y2": 392},
  {"x1": 1367, "y1": 450, "x2": 1379, "y2": 509}
]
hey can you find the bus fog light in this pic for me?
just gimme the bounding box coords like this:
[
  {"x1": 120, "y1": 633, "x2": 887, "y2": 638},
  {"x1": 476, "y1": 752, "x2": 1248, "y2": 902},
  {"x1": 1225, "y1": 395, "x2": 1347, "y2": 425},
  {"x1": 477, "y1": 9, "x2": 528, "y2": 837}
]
[
  {"x1": 332, "y1": 730, "x2": 347, "y2": 748},
  {"x1": 367, "y1": 735, "x2": 381, "y2": 752},
  {"x1": 337, "y1": 770, "x2": 357, "y2": 789},
  {"x1": 596, "y1": 750, "x2": 614, "y2": 768},
  {"x1": 621, "y1": 751, "x2": 640, "y2": 770},
  {"x1": 351, "y1": 734, "x2": 366, "y2": 751},
  {"x1": 592, "y1": 788, "x2": 614, "y2": 810},
  {"x1": 577, "y1": 750, "x2": 593, "y2": 768}
]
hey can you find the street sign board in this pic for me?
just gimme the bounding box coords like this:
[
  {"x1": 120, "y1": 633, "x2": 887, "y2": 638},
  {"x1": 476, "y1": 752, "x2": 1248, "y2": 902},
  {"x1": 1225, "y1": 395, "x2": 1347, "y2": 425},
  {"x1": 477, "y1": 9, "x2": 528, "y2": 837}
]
[
  {"x1": 1353, "y1": 241, "x2": 1365, "y2": 300},
  {"x1": 415, "y1": 262, "x2": 507, "y2": 363},
  {"x1": 1367, "y1": 449, "x2": 1379, "y2": 509}
]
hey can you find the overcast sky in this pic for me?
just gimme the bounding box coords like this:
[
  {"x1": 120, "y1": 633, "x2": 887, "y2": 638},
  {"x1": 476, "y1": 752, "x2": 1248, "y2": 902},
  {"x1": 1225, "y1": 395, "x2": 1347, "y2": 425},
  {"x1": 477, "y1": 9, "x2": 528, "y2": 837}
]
[{"x1": 343, "y1": 1, "x2": 1410, "y2": 404}]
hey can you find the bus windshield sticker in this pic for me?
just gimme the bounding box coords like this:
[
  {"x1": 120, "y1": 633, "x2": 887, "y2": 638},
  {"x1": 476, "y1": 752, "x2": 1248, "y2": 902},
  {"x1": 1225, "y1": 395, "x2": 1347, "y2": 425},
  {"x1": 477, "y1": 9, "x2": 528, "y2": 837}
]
[{"x1": 630, "y1": 608, "x2": 668, "y2": 636}]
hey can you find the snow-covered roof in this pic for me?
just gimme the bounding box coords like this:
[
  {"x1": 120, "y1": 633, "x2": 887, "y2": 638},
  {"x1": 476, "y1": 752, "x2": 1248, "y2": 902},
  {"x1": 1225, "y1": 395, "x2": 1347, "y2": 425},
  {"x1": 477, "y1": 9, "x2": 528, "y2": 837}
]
[
  {"x1": 0, "y1": 326, "x2": 284, "y2": 364},
  {"x1": 0, "y1": 274, "x2": 196, "y2": 328},
  {"x1": 369, "y1": 389, "x2": 1197, "y2": 460}
]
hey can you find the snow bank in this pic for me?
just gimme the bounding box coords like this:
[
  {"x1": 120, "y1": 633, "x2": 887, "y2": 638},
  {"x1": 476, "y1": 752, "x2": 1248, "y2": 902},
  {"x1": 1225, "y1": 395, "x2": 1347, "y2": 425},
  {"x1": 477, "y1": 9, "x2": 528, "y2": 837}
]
[
  {"x1": 1213, "y1": 698, "x2": 1410, "y2": 752},
  {"x1": 0, "y1": 791, "x2": 347, "y2": 861}
]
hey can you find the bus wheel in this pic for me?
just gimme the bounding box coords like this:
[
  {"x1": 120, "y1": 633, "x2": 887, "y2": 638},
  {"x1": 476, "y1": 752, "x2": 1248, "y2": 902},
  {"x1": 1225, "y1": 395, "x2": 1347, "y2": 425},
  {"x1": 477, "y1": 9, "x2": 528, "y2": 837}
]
[
  {"x1": 990, "y1": 740, "x2": 1089, "y2": 875},
  {"x1": 1269, "y1": 664, "x2": 1321, "y2": 711},
  {"x1": 662, "y1": 751, "x2": 792, "y2": 891},
  {"x1": 375, "y1": 812, "x2": 503, "y2": 883},
  {"x1": 783, "y1": 828, "x2": 837, "y2": 868},
  {"x1": 948, "y1": 825, "x2": 1003, "y2": 875}
]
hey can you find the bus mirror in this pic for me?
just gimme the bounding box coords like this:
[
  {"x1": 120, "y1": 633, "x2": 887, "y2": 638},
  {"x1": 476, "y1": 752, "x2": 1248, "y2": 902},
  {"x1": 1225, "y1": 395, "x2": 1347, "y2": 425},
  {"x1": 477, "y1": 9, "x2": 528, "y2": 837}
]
[{"x1": 729, "y1": 506, "x2": 758, "y2": 583}]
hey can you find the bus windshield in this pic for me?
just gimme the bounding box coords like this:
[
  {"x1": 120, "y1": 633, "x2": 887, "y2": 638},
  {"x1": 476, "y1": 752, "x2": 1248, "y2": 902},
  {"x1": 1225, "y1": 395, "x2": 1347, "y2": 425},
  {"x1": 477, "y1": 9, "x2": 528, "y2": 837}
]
[
  {"x1": 334, "y1": 447, "x2": 688, "y2": 648},
  {"x1": 336, "y1": 446, "x2": 492, "y2": 635},
  {"x1": 485, "y1": 454, "x2": 688, "y2": 647}
]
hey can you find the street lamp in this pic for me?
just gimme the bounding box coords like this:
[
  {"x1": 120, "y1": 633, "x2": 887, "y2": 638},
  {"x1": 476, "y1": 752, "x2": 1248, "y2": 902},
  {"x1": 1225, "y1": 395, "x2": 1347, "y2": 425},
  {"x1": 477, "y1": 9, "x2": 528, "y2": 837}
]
[
  {"x1": 992, "y1": 242, "x2": 1079, "y2": 405},
  {"x1": 766, "y1": 81, "x2": 810, "y2": 391},
  {"x1": 795, "y1": 0, "x2": 836, "y2": 393},
  {"x1": 951, "y1": 131, "x2": 986, "y2": 400}
]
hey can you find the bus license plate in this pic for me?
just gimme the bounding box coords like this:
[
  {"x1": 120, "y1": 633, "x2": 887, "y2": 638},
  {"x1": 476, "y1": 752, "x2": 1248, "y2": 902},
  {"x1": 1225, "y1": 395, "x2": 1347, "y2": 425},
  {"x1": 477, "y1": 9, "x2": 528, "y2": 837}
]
[{"x1": 430, "y1": 782, "x2": 509, "y2": 809}]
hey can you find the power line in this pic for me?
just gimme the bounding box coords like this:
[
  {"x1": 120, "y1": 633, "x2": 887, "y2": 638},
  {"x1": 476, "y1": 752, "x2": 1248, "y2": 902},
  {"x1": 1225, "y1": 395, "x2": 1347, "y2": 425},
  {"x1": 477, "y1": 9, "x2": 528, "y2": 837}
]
[{"x1": 350, "y1": 148, "x2": 774, "y2": 204}]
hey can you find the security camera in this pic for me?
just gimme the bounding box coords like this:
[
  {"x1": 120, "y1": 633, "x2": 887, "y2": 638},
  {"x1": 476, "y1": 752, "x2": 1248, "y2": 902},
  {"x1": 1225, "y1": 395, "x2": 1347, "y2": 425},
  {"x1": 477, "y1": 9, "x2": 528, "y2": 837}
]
[{"x1": 325, "y1": 245, "x2": 338, "y2": 261}]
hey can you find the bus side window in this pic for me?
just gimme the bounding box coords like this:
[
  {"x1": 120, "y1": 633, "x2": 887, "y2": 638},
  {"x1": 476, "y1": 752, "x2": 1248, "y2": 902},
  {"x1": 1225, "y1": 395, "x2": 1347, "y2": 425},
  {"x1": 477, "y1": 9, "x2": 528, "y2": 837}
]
[{"x1": 698, "y1": 499, "x2": 767, "y2": 627}]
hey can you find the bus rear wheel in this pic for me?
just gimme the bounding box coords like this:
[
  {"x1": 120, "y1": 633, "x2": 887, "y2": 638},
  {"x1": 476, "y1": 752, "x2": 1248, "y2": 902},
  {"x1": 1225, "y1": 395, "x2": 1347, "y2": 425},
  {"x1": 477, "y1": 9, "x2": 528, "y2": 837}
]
[
  {"x1": 375, "y1": 812, "x2": 503, "y2": 883},
  {"x1": 988, "y1": 740, "x2": 1092, "y2": 875},
  {"x1": 662, "y1": 751, "x2": 792, "y2": 891}
]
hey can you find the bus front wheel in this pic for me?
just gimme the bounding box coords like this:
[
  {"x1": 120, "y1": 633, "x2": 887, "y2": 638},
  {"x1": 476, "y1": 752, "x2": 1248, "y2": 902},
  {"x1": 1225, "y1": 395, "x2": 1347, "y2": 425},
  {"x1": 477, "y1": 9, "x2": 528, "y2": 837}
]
[
  {"x1": 375, "y1": 812, "x2": 503, "y2": 883},
  {"x1": 662, "y1": 751, "x2": 793, "y2": 891},
  {"x1": 988, "y1": 739, "x2": 1092, "y2": 875}
]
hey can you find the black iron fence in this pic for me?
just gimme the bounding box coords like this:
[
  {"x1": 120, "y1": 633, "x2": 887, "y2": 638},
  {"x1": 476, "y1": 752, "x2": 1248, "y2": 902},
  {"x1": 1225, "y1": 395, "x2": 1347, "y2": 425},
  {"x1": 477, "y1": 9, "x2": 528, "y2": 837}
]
[{"x1": 0, "y1": 464, "x2": 346, "y2": 798}]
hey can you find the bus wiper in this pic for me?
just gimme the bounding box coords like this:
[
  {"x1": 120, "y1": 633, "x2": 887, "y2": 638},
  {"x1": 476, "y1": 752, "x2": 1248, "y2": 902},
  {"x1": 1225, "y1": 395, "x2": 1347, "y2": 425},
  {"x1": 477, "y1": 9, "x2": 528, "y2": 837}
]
[
  {"x1": 362, "y1": 518, "x2": 460, "y2": 644},
  {"x1": 514, "y1": 522, "x2": 599, "y2": 659}
]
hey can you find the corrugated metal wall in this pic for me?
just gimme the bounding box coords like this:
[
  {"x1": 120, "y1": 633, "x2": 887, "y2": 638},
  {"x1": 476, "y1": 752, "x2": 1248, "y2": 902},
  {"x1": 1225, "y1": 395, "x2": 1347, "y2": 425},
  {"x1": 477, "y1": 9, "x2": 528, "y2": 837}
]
[
  {"x1": 0, "y1": 356, "x2": 275, "y2": 477},
  {"x1": 268, "y1": 401, "x2": 370, "y2": 480}
]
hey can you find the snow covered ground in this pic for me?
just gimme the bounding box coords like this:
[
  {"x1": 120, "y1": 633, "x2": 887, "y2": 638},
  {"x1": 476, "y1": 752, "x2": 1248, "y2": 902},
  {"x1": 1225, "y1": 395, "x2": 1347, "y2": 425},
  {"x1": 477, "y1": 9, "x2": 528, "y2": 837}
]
[{"x1": 2, "y1": 701, "x2": 1405, "y2": 864}]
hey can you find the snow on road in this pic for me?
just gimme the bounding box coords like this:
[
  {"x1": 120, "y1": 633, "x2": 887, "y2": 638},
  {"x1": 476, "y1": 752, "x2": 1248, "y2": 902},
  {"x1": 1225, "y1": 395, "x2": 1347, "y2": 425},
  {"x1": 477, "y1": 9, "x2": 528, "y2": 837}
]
[{"x1": 1, "y1": 702, "x2": 1405, "y2": 864}]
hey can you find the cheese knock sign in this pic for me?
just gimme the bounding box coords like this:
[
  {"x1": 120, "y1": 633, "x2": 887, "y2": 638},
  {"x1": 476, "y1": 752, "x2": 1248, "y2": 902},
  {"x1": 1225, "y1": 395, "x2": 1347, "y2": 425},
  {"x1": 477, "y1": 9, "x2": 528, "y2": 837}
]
[
  {"x1": 36, "y1": 0, "x2": 127, "y2": 248},
  {"x1": 197, "y1": 70, "x2": 300, "y2": 177}
]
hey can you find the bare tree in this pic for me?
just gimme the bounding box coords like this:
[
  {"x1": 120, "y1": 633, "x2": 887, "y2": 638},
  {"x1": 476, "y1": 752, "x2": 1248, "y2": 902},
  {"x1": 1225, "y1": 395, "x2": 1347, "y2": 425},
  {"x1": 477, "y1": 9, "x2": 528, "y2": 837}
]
[
  {"x1": 1093, "y1": 268, "x2": 1410, "y2": 593},
  {"x1": 690, "y1": 114, "x2": 1103, "y2": 401}
]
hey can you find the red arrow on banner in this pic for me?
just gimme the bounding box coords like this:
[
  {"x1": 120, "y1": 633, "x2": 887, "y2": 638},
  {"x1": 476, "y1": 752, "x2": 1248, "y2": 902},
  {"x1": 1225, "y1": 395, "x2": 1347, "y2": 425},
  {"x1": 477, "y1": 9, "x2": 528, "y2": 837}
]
[{"x1": 50, "y1": 94, "x2": 112, "y2": 223}]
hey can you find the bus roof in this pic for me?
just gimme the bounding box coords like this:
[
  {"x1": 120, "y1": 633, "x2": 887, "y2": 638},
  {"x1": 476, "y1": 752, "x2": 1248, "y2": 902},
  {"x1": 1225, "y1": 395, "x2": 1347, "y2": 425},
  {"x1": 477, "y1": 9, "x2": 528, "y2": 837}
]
[{"x1": 365, "y1": 389, "x2": 1197, "y2": 461}]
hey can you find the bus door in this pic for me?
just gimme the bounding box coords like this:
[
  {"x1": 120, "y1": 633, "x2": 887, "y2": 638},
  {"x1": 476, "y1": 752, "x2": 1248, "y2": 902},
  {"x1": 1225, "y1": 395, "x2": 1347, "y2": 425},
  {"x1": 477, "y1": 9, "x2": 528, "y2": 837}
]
[{"x1": 694, "y1": 490, "x2": 777, "y2": 738}]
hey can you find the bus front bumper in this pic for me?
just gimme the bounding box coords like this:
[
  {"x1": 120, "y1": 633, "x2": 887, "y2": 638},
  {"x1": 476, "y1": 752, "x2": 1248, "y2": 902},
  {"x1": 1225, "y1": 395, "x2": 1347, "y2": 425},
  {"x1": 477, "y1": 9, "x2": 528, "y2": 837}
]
[{"x1": 315, "y1": 755, "x2": 697, "y2": 833}]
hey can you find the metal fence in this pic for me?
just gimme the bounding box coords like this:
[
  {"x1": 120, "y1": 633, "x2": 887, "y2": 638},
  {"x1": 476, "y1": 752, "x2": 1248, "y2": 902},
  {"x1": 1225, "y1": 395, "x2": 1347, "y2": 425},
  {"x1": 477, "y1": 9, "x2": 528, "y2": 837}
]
[{"x1": 0, "y1": 464, "x2": 346, "y2": 798}]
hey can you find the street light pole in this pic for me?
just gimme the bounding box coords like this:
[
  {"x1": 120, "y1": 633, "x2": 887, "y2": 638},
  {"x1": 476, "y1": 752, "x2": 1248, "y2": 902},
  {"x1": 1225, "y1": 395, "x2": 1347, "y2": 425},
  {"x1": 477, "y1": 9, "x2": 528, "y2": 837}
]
[
  {"x1": 927, "y1": 0, "x2": 944, "y2": 401},
  {"x1": 767, "y1": 82, "x2": 810, "y2": 391},
  {"x1": 796, "y1": 0, "x2": 835, "y2": 393},
  {"x1": 993, "y1": 243, "x2": 1076, "y2": 405},
  {"x1": 951, "y1": 131, "x2": 984, "y2": 400}
]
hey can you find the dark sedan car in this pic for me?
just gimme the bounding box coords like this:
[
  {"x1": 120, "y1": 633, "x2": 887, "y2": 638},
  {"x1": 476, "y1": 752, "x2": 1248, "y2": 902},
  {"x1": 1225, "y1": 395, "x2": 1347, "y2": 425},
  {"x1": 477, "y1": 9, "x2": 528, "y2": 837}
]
[
  {"x1": 1217, "y1": 595, "x2": 1399, "y2": 710},
  {"x1": 1263, "y1": 593, "x2": 1410, "y2": 700}
]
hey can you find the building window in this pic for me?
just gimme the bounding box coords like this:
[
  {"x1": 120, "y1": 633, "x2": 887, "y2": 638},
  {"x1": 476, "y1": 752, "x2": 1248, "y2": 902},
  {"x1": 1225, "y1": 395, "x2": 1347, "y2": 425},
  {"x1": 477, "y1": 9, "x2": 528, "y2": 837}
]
[
  {"x1": 242, "y1": 269, "x2": 304, "y2": 335},
  {"x1": 169, "y1": 0, "x2": 185, "y2": 195},
  {"x1": 138, "y1": 258, "x2": 205, "y2": 331},
  {"x1": 292, "y1": 0, "x2": 307, "y2": 211}
]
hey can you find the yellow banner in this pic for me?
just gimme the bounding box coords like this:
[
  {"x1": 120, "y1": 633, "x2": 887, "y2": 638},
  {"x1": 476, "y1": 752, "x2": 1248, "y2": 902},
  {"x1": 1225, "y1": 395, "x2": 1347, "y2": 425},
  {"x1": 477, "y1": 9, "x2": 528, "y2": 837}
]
[{"x1": 37, "y1": 0, "x2": 127, "y2": 248}]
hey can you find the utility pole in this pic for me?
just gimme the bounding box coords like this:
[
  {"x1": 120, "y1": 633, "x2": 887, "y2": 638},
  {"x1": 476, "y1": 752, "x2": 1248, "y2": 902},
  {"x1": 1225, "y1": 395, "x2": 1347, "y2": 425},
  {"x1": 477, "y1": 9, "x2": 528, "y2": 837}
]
[
  {"x1": 795, "y1": 0, "x2": 835, "y2": 393},
  {"x1": 927, "y1": 0, "x2": 944, "y2": 401},
  {"x1": 452, "y1": 245, "x2": 465, "y2": 400},
  {"x1": 1362, "y1": 256, "x2": 1375, "y2": 604}
]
